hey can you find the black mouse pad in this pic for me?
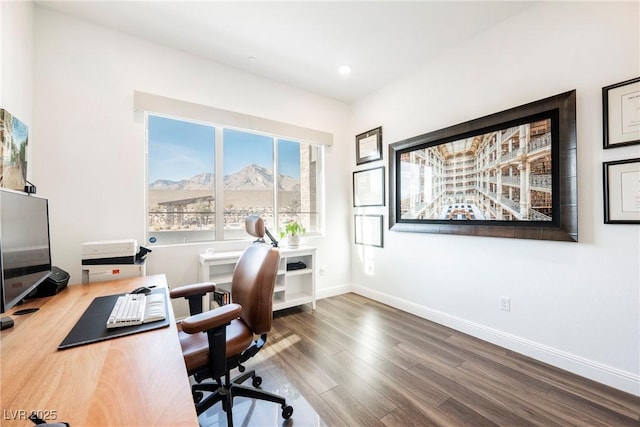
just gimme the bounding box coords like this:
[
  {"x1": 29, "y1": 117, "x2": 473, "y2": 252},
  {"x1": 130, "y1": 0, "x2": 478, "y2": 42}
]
[{"x1": 58, "y1": 288, "x2": 170, "y2": 350}]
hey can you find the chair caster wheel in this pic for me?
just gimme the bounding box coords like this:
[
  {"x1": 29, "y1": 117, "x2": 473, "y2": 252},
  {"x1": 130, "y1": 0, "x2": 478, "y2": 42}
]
[
  {"x1": 282, "y1": 405, "x2": 293, "y2": 419},
  {"x1": 193, "y1": 391, "x2": 203, "y2": 404},
  {"x1": 252, "y1": 376, "x2": 262, "y2": 387}
]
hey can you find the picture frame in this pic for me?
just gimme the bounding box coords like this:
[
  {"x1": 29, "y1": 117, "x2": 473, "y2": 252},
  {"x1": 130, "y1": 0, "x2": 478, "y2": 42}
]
[
  {"x1": 0, "y1": 109, "x2": 29, "y2": 191},
  {"x1": 354, "y1": 214, "x2": 383, "y2": 247},
  {"x1": 603, "y1": 158, "x2": 640, "y2": 224},
  {"x1": 603, "y1": 77, "x2": 640, "y2": 149},
  {"x1": 356, "y1": 126, "x2": 382, "y2": 165},
  {"x1": 353, "y1": 166, "x2": 385, "y2": 207},
  {"x1": 388, "y1": 90, "x2": 577, "y2": 242}
]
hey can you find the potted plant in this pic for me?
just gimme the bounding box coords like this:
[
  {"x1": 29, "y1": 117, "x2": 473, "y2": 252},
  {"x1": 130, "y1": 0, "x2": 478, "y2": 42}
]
[{"x1": 280, "y1": 220, "x2": 306, "y2": 248}]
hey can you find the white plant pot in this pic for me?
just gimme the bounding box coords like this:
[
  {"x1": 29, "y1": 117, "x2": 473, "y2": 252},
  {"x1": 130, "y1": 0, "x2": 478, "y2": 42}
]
[{"x1": 287, "y1": 234, "x2": 301, "y2": 248}]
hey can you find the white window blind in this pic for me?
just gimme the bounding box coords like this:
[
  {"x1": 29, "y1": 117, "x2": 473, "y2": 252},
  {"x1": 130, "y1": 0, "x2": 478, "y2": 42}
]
[{"x1": 133, "y1": 91, "x2": 333, "y2": 146}]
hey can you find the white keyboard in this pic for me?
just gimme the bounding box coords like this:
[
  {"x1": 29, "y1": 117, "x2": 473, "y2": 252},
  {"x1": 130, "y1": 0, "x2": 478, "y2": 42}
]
[{"x1": 106, "y1": 293, "x2": 166, "y2": 329}]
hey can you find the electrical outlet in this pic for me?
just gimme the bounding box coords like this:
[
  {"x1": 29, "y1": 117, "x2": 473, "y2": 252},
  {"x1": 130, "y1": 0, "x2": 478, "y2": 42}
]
[{"x1": 500, "y1": 296, "x2": 511, "y2": 312}]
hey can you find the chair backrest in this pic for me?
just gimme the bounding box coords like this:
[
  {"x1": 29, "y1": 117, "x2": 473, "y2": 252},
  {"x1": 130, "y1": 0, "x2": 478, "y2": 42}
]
[{"x1": 231, "y1": 216, "x2": 280, "y2": 335}]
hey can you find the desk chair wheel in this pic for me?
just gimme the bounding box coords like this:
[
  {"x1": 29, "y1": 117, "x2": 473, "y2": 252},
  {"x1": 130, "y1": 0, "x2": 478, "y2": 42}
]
[
  {"x1": 252, "y1": 376, "x2": 262, "y2": 387},
  {"x1": 282, "y1": 405, "x2": 293, "y2": 419}
]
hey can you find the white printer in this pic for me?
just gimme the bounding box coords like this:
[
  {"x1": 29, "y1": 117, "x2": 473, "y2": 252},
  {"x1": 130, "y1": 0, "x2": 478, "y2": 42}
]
[
  {"x1": 82, "y1": 239, "x2": 139, "y2": 265},
  {"x1": 81, "y1": 240, "x2": 152, "y2": 283}
]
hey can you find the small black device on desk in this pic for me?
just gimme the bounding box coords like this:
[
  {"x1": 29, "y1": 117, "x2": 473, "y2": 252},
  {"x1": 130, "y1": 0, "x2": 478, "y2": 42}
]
[{"x1": 131, "y1": 286, "x2": 153, "y2": 295}]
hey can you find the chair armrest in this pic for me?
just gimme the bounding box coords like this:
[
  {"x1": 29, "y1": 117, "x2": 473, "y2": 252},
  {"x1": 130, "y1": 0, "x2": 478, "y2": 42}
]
[
  {"x1": 170, "y1": 282, "x2": 216, "y2": 299},
  {"x1": 181, "y1": 303, "x2": 242, "y2": 334}
]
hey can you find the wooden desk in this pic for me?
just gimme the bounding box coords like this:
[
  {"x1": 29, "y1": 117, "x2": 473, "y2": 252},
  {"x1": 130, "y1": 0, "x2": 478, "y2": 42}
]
[{"x1": 0, "y1": 274, "x2": 198, "y2": 426}]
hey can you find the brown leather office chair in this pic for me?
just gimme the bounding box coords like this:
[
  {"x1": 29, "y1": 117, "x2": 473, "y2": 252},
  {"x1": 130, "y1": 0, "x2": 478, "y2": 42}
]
[{"x1": 169, "y1": 215, "x2": 292, "y2": 426}]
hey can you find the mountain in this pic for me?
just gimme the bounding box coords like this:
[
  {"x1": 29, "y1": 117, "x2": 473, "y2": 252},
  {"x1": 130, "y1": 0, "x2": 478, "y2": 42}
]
[
  {"x1": 148, "y1": 173, "x2": 214, "y2": 190},
  {"x1": 224, "y1": 163, "x2": 272, "y2": 190},
  {"x1": 223, "y1": 164, "x2": 299, "y2": 191},
  {"x1": 149, "y1": 164, "x2": 298, "y2": 191}
]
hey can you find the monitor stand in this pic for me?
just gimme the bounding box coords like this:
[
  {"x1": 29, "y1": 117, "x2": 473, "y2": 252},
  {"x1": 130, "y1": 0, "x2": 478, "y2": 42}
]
[{"x1": 1, "y1": 316, "x2": 14, "y2": 330}]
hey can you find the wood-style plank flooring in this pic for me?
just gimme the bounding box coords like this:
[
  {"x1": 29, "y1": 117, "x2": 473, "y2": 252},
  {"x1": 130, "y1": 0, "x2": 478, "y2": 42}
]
[{"x1": 200, "y1": 293, "x2": 640, "y2": 426}]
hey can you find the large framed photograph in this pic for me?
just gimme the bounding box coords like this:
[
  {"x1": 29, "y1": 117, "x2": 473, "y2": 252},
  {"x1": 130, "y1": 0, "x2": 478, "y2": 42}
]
[
  {"x1": 353, "y1": 166, "x2": 385, "y2": 207},
  {"x1": 354, "y1": 214, "x2": 383, "y2": 247},
  {"x1": 356, "y1": 126, "x2": 382, "y2": 165},
  {"x1": 603, "y1": 158, "x2": 640, "y2": 224},
  {"x1": 388, "y1": 90, "x2": 578, "y2": 242},
  {"x1": 603, "y1": 77, "x2": 640, "y2": 149}
]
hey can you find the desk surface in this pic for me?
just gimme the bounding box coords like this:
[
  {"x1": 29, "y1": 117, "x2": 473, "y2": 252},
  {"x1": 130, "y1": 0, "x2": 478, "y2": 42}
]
[{"x1": 0, "y1": 274, "x2": 198, "y2": 427}]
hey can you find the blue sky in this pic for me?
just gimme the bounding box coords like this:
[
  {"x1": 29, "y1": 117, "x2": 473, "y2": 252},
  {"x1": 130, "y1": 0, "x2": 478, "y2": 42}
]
[
  {"x1": 148, "y1": 116, "x2": 214, "y2": 183},
  {"x1": 148, "y1": 115, "x2": 300, "y2": 183}
]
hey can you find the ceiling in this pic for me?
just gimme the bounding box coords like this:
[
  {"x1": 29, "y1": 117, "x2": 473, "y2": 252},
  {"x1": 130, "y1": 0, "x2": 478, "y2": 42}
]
[{"x1": 35, "y1": 1, "x2": 536, "y2": 104}]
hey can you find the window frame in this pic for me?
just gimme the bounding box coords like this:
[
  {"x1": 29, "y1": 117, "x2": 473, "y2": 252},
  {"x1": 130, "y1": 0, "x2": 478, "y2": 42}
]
[{"x1": 145, "y1": 112, "x2": 325, "y2": 245}]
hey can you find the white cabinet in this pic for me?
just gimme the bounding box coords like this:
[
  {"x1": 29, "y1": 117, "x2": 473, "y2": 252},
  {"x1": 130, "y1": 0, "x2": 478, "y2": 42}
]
[{"x1": 198, "y1": 246, "x2": 316, "y2": 311}]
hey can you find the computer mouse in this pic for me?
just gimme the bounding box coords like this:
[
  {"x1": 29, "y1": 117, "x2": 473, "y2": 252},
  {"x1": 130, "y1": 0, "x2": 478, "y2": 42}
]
[{"x1": 131, "y1": 286, "x2": 151, "y2": 295}]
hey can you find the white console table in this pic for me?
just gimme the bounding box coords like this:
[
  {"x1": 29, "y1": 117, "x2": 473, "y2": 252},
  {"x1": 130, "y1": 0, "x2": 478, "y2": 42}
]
[{"x1": 198, "y1": 246, "x2": 316, "y2": 311}]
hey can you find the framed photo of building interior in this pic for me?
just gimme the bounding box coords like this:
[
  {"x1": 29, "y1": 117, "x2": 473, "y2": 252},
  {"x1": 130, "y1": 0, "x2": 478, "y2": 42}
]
[
  {"x1": 356, "y1": 126, "x2": 382, "y2": 165},
  {"x1": 388, "y1": 90, "x2": 578, "y2": 242},
  {"x1": 603, "y1": 77, "x2": 640, "y2": 149},
  {"x1": 353, "y1": 166, "x2": 385, "y2": 207},
  {"x1": 603, "y1": 158, "x2": 640, "y2": 224},
  {"x1": 354, "y1": 214, "x2": 383, "y2": 247}
]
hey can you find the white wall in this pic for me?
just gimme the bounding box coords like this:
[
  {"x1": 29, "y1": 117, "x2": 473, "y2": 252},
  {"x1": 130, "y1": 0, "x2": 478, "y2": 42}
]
[
  {"x1": 1, "y1": 1, "x2": 33, "y2": 156},
  {"x1": 31, "y1": 7, "x2": 352, "y2": 317},
  {"x1": 350, "y1": 1, "x2": 640, "y2": 395}
]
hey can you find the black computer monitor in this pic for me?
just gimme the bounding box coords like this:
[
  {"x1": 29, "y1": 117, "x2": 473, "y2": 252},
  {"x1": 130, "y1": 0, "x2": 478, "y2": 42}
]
[{"x1": 0, "y1": 189, "x2": 52, "y2": 322}]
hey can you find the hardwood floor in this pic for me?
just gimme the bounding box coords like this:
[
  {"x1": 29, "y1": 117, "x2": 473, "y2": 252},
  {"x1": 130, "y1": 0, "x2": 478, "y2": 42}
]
[{"x1": 201, "y1": 293, "x2": 640, "y2": 426}]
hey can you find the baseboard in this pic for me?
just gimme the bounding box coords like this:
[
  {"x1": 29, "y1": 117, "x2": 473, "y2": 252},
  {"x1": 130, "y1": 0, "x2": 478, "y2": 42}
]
[
  {"x1": 351, "y1": 284, "x2": 640, "y2": 397},
  {"x1": 316, "y1": 283, "x2": 352, "y2": 301}
]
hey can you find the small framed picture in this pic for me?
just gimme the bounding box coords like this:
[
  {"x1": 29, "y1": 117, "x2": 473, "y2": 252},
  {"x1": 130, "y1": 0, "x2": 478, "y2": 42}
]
[
  {"x1": 353, "y1": 166, "x2": 384, "y2": 207},
  {"x1": 356, "y1": 126, "x2": 382, "y2": 165},
  {"x1": 603, "y1": 77, "x2": 640, "y2": 149},
  {"x1": 354, "y1": 214, "x2": 383, "y2": 247},
  {"x1": 603, "y1": 158, "x2": 640, "y2": 224}
]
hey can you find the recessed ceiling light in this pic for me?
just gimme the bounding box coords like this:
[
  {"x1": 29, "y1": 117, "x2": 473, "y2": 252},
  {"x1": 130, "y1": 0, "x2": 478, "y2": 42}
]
[{"x1": 338, "y1": 65, "x2": 352, "y2": 75}]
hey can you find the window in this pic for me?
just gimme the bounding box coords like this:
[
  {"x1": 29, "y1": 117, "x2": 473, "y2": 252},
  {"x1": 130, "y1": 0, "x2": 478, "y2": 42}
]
[
  {"x1": 147, "y1": 116, "x2": 215, "y2": 244},
  {"x1": 147, "y1": 114, "x2": 323, "y2": 245},
  {"x1": 278, "y1": 139, "x2": 320, "y2": 234},
  {"x1": 222, "y1": 129, "x2": 274, "y2": 240}
]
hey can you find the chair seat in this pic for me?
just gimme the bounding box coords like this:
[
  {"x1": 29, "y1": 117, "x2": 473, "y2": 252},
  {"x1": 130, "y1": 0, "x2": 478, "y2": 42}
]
[{"x1": 179, "y1": 319, "x2": 254, "y2": 374}]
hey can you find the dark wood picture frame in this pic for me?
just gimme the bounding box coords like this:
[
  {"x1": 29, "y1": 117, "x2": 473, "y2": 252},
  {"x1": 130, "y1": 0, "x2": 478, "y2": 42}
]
[
  {"x1": 356, "y1": 126, "x2": 383, "y2": 165},
  {"x1": 603, "y1": 77, "x2": 640, "y2": 149},
  {"x1": 388, "y1": 90, "x2": 577, "y2": 242},
  {"x1": 603, "y1": 158, "x2": 640, "y2": 224},
  {"x1": 354, "y1": 214, "x2": 384, "y2": 247}
]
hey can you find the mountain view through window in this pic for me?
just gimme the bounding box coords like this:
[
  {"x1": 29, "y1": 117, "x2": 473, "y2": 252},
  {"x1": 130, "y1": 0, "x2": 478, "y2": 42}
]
[{"x1": 147, "y1": 115, "x2": 321, "y2": 244}]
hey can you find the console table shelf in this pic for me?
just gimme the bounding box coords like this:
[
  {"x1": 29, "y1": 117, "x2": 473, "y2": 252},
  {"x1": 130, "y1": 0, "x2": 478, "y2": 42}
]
[{"x1": 199, "y1": 246, "x2": 316, "y2": 311}]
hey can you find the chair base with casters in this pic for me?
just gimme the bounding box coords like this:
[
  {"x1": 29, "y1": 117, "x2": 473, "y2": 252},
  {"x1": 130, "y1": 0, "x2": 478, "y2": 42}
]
[
  {"x1": 192, "y1": 352, "x2": 293, "y2": 422},
  {"x1": 189, "y1": 330, "x2": 293, "y2": 423},
  {"x1": 179, "y1": 299, "x2": 294, "y2": 426}
]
